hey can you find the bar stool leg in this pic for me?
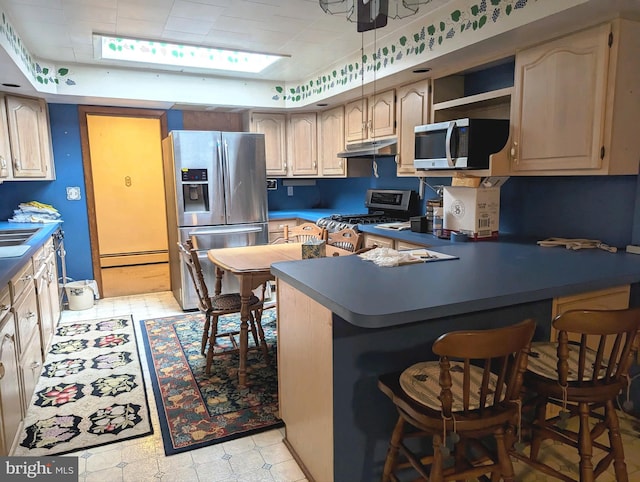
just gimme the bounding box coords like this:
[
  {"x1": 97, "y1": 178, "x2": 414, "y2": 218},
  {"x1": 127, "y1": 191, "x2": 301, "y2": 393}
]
[
  {"x1": 606, "y1": 399, "x2": 629, "y2": 482},
  {"x1": 578, "y1": 402, "x2": 595, "y2": 482},
  {"x1": 495, "y1": 427, "x2": 515, "y2": 482},
  {"x1": 382, "y1": 416, "x2": 404, "y2": 482}
]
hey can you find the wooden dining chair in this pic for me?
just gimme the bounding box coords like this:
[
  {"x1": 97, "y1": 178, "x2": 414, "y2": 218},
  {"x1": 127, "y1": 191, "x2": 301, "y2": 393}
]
[
  {"x1": 327, "y1": 227, "x2": 362, "y2": 252},
  {"x1": 378, "y1": 318, "x2": 536, "y2": 482},
  {"x1": 177, "y1": 239, "x2": 269, "y2": 375},
  {"x1": 283, "y1": 222, "x2": 327, "y2": 243},
  {"x1": 514, "y1": 307, "x2": 640, "y2": 482}
]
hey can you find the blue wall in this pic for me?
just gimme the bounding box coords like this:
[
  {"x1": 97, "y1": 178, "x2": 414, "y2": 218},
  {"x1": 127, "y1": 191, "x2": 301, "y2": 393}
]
[{"x1": 0, "y1": 103, "x2": 638, "y2": 282}]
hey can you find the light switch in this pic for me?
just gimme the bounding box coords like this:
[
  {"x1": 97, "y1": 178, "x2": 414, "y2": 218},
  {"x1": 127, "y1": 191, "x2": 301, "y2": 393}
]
[
  {"x1": 66, "y1": 186, "x2": 81, "y2": 201},
  {"x1": 287, "y1": 186, "x2": 294, "y2": 196}
]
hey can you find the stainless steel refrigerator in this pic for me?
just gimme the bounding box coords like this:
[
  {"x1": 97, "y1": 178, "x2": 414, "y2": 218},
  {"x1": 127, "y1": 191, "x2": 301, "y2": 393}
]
[{"x1": 162, "y1": 130, "x2": 268, "y2": 310}]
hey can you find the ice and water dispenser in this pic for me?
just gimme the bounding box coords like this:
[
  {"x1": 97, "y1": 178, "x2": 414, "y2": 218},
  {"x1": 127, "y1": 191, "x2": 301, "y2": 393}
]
[{"x1": 181, "y1": 168, "x2": 209, "y2": 212}]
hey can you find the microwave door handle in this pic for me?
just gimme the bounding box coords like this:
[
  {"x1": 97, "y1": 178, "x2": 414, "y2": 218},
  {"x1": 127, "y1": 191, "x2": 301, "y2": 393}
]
[{"x1": 445, "y1": 121, "x2": 456, "y2": 167}]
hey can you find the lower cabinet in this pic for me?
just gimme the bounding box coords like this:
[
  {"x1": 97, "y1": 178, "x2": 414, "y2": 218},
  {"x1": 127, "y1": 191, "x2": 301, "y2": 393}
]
[
  {"x1": 0, "y1": 233, "x2": 59, "y2": 455},
  {"x1": 363, "y1": 233, "x2": 426, "y2": 250},
  {"x1": 545, "y1": 285, "x2": 631, "y2": 418},
  {"x1": 0, "y1": 295, "x2": 22, "y2": 456},
  {"x1": 268, "y1": 218, "x2": 299, "y2": 243},
  {"x1": 551, "y1": 285, "x2": 631, "y2": 339},
  {"x1": 19, "y1": 331, "x2": 42, "y2": 416}
]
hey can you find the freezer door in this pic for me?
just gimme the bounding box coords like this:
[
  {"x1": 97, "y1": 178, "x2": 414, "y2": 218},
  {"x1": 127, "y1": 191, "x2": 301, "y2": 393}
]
[
  {"x1": 177, "y1": 224, "x2": 268, "y2": 310},
  {"x1": 221, "y1": 132, "x2": 268, "y2": 224},
  {"x1": 172, "y1": 131, "x2": 226, "y2": 227}
]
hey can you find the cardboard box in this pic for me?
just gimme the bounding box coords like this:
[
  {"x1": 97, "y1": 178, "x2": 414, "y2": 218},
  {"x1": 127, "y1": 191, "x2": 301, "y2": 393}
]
[{"x1": 443, "y1": 186, "x2": 500, "y2": 240}]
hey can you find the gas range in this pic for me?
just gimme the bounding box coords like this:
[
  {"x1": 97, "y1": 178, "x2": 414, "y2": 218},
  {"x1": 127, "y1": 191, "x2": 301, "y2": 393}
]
[
  {"x1": 317, "y1": 212, "x2": 404, "y2": 232},
  {"x1": 316, "y1": 189, "x2": 420, "y2": 233}
]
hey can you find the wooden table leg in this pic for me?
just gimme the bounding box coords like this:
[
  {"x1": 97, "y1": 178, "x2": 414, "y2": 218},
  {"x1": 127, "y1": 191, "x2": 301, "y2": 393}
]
[{"x1": 238, "y1": 277, "x2": 252, "y2": 387}]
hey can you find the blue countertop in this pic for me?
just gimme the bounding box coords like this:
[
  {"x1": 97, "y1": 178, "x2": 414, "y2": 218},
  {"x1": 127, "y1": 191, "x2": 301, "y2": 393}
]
[
  {"x1": 269, "y1": 209, "x2": 336, "y2": 222},
  {"x1": 0, "y1": 222, "x2": 63, "y2": 287},
  {"x1": 271, "y1": 238, "x2": 640, "y2": 329}
]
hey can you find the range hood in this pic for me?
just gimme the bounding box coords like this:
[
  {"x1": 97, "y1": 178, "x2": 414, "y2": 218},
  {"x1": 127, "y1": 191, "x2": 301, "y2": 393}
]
[{"x1": 337, "y1": 138, "x2": 397, "y2": 158}]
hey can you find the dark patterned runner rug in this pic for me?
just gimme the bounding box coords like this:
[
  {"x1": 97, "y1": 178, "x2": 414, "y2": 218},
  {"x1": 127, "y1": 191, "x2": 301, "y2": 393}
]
[
  {"x1": 140, "y1": 309, "x2": 282, "y2": 456},
  {"x1": 13, "y1": 315, "x2": 153, "y2": 456}
]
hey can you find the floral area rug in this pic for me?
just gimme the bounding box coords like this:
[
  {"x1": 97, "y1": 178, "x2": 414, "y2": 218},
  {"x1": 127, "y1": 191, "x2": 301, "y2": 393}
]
[
  {"x1": 140, "y1": 308, "x2": 282, "y2": 455},
  {"x1": 13, "y1": 315, "x2": 153, "y2": 456}
]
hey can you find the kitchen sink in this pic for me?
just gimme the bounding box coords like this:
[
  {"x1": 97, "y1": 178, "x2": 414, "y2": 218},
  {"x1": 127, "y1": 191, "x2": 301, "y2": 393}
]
[{"x1": 0, "y1": 228, "x2": 40, "y2": 246}]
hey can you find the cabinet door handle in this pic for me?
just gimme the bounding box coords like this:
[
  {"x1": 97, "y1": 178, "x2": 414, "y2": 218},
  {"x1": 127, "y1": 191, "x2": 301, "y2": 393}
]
[
  {"x1": 30, "y1": 361, "x2": 41, "y2": 371},
  {"x1": 0, "y1": 303, "x2": 9, "y2": 311},
  {"x1": 313, "y1": 161, "x2": 317, "y2": 169},
  {"x1": 20, "y1": 275, "x2": 33, "y2": 282},
  {"x1": 0, "y1": 362, "x2": 4, "y2": 380},
  {"x1": 26, "y1": 311, "x2": 36, "y2": 319},
  {"x1": 510, "y1": 141, "x2": 519, "y2": 165}
]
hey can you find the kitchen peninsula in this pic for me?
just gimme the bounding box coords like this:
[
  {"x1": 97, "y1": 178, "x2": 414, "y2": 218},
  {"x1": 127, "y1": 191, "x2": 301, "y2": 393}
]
[{"x1": 271, "y1": 239, "x2": 640, "y2": 482}]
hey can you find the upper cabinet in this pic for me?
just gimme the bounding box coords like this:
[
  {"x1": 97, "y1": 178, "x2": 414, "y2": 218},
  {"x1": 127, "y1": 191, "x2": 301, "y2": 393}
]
[
  {"x1": 318, "y1": 106, "x2": 346, "y2": 177},
  {"x1": 395, "y1": 79, "x2": 430, "y2": 177},
  {"x1": 508, "y1": 19, "x2": 640, "y2": 175},
  {"x1": 0, "y1": 95, "x2": 11, "y2": 181},
  {"x1": 250, "y1": 112, "x2": 288, "y2": 176},
  {"x1": 287, "y1": 112, "x2": 318, "y2": 176},
  {"x1": 4, "y1": 94, "x2": 55, "y2": 180},
  {"x1": 345, "y1": 89, "x2": 395, "y2": 143}
]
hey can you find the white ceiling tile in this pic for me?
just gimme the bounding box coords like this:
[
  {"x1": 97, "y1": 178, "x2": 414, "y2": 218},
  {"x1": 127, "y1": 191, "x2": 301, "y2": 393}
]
[
  {"x1": 164, "y1": 16, "x2": 214, "y2": 35},
  {"x1": 62, "y1": 3, "x2": 117, "y2": 24},
  {"x1": 117, "y1": 2, "x2": 172, "y2": 24},
  {"x1": 5, "y1": 3, "x2": 66, "y2": 24},
  {"x1": 116, "y1": 19, "x2": 165, "y2": 39},
  {"x1": 159, "y1": 29, "x2": 208, "y2": 44},
  {"x1": 170, "y1": 0, "x2": 226, "y2": 20}
]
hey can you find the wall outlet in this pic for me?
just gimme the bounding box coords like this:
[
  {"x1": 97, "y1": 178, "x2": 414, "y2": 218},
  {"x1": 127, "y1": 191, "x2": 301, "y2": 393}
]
[{"x1": 287, "y1": 186, "x2": 294, "y2": 196}]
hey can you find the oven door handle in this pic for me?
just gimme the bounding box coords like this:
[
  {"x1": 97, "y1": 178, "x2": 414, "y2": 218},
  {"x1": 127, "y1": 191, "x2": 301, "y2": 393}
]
[{"x1": 445, "y1": 120, "x2": 456, "y2": 168}]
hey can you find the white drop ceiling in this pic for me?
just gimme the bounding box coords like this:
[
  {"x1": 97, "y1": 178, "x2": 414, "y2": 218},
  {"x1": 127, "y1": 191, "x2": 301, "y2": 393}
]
[
  {"x1": 1, "y1": 0, "x2": 640, "y2": 109},
  {"x1": 0, "y1": 1, "x2": 452, "y2": 83}
]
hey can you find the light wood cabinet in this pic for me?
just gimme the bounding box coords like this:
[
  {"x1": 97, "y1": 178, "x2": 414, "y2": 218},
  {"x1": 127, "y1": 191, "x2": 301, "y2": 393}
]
[
  {"x1": 509, "y1": 19, "x2": 640, "y2": 175},
  {"x1": 395, "y1": 80, "x2": 430, "y2": 176},
  {"x1": 268, "y1": 218, "x2": 299, "y2": 243},
  {"x1": 363, "y1": 233, "x2": 428, "y2": 250},
  {"x1": 0, "y1": 300, "x2": 23, "y2": 456},
  {"x1": 345, "y1": 89, "x2": 395, "y2": 143},
  {"x1": 5, "y1": 94, "x2": 54, "y2": 179},
  {"x1": 546, "y1": 284, "x2": 631, "y2": 418},
  {"x1": 46, "y1": 247, "x2": 61, "y2": 338},
  {"x1": 395, "y1": 240, "x2": 426, "y2": 251},
  {"x1": 250, "y1": 112, "x2": 288, "y2": 176},
  {"x1": 287, "y1": 113, "x2": 317, "y2": 176},
  {"x1": 0, "y1": 95, "x2": 11, "y2": 181},
  {"x1": 318, "y1": 106, "x2": 346, "y2": 176},
  {"x1": 34, "y1": 241, "x2": 56, "y2": 357},
  {"x1": 551, "y1": 285, "x2": 630, "y2": 338}
]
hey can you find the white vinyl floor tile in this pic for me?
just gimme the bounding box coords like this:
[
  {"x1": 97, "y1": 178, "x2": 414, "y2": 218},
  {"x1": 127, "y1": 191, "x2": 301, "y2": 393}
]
[
  {"x1": 35, "y1": 291, "x2": 640, "y2": 481},
  {"x1": 55, "y1": 291, "x2": 308, "y2": 482}
]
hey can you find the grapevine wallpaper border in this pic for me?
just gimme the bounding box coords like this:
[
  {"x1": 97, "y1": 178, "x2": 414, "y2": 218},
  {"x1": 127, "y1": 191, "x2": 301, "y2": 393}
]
[
  {"x1": 1, "y1": 0, "x2": 533, "y2": 102},
  {"x1": 0, "y1": 11, "x2": 75, "y2": 86},
  {"x1": 274, "y1": 0, "x2": 533, "y2": 103}
]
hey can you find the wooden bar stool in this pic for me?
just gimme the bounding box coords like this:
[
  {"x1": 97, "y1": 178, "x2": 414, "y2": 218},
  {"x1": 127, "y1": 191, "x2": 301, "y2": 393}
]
[
  {"x1": 515, "y1": 307, "x2": 640, "y2": 481},
  {"x1": 378, "y1": 319, "x2": 536, "y2": 482}
]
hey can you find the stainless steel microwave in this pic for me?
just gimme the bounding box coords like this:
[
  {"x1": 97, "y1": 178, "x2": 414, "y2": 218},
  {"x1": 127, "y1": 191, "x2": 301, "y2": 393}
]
[{"x1": 413, "y1": 118, "x2": 509, "y2": 170}]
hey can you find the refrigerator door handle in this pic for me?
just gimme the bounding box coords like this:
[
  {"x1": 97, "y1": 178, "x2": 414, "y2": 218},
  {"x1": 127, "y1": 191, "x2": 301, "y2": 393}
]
[
  {"x1": 188, "y1": 226, "x2": 264, "y2": 236},
  {"x1": 223, "y1": 140, "x2": 232, "y2": 206}
]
